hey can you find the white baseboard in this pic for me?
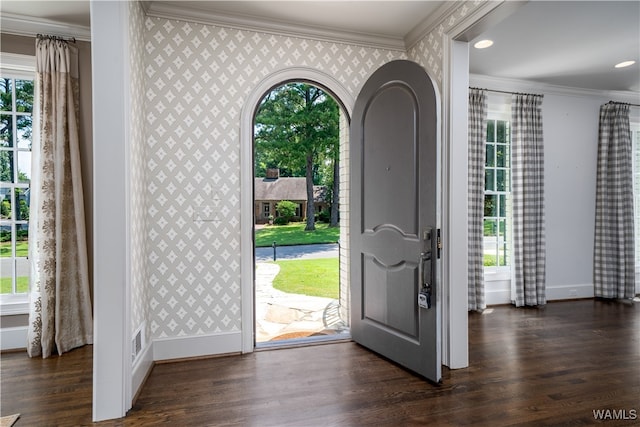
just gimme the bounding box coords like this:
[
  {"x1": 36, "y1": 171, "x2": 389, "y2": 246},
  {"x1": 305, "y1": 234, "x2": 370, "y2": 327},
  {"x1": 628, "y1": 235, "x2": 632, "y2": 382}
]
[
  {"x1": 0, "y1": 326, "x2": 27, "y2": 351},
  {"x1": 132, "y1": 342, "x2": 153, "y2": 399},
  {"x1": 546, "y1": 283, "x2": 594, "y2": 301},
  {"x1": 485, "y1": 282, "x2": 594, "y2": 306},
  {"x1": 152, "y1": 331, "x2": 242, "y2": 362}
]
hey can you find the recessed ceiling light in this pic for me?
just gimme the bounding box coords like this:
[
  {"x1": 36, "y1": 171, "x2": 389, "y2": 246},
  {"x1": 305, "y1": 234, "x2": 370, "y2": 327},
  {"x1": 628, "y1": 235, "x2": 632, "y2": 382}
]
[
  {"x1": 615, "y1": 60, "x2": 636, "y2": 68},
  {"x1": 474, "y1": 39, "x2": 494, "y2": 49}
]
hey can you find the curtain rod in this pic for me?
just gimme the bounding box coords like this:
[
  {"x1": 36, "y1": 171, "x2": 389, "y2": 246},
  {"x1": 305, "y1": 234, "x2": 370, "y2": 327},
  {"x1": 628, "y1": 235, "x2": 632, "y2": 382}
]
[
  {"x1": 36, "y1": 34, "x2": 76, "y2": 44},
  {"x1": 607, "y1": 100, "x2": 640, "y2": 108},
  {"x1": 469, "y1": 87, "x2": 544, "y2": 98}
]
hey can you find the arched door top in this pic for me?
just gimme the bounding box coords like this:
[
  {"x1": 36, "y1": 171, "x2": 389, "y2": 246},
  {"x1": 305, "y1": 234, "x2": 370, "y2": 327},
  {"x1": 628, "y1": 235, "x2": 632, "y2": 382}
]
[{"x1": 239, "y1": 67, "x2": 353, "y2": 353}]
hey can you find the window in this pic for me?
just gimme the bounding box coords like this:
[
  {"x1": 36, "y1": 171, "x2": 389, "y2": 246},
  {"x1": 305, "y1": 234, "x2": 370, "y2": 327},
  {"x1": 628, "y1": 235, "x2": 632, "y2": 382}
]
[
  {"x1": 262, "y1": 202, "x2": 270, "y2": 218},
  {"x1": 484, "y1": 118, "x2": 511, "y2": 268},
  {"x1": 1, "y1": 53, "x2": 35, "y2": 311}
]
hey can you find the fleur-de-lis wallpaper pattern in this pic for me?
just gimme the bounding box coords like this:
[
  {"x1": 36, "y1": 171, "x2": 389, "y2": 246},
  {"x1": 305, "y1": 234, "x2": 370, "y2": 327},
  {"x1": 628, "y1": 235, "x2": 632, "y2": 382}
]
[{"x1": 128, "y1": 1, "x2": 484, "y2": 345}]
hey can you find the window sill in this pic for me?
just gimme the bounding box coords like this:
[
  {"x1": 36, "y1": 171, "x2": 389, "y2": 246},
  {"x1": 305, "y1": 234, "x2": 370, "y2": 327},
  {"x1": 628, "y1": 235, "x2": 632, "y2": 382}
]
[
  {"x1": 0, "y1": 300, "x2": 29, "y2": 316},
  {"x1": 484, "y1": 267, "x2": 511, "y2": 282}
]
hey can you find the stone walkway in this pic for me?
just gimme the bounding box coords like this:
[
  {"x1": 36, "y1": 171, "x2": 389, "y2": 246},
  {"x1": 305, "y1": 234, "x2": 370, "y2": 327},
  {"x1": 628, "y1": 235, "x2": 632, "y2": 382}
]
[{"x1": 255, "y1": 262, "x2": 347, "y2": 343}]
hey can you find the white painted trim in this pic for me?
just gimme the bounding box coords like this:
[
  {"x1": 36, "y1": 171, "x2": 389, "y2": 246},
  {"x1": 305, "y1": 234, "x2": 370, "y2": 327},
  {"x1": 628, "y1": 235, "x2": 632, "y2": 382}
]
[
  {"x1": 405, "y1": 2, "x2": 463, "y2": 50},
  {"x1": 0, "y1": 53, "x2": 36, "y2": 74},
  {"x1": 438, "y1": 0, "x2": 530, "y2": 371},
  {"x1": 0, "y1": 53, "x2": 34, "y2": 315},
  {"x1": 122, "y1": 6, "x2": 134, "y2": 413},
  {"x1": 240, "y1": 67, "x2": 354, "y2": 354},
  {"x1": 144, "y1": 1, "x2": 406, "y2": 51},
  {"x1": 0, "y1": 301, "x2": 29, "y2": 315},
  {"x1": 440, "y1": 39, "x2": 470, "y2": 370},
  {"x1": 153, "y1": 331, "x2": 242, "y2": 361},
  {"x1": 0, "y1": 12, "x2": 91, "y2": 42},
  {"x1": 131, "y1": 342, "x2": 154, "y2": 399},
  {"x1": 486, "y1": 282, "x2": 595, "y2": 305},
  {"x1": 448, "y1": 1, "x2": 524, "y2": 43},
  {"x1": 91, "y1": 1, "x2": 131, "y2": 422},
  {"x1": 546, "y1": 283, "x2": 594, "y2": 301},
  {"x1": 0, "y1": 326, "x2": 27, "y2": 351}
]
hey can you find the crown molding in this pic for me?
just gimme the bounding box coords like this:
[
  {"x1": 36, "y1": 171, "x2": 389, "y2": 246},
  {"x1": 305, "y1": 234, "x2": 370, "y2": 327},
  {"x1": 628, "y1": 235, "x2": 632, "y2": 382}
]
[
  {"x1": 0, "y1": 53, "x2": 36, "y2": 71},
  {"x1": 404, "y1": 1, "x2": 464, "y2": 49},
  {"x1": 0, "y1": 13, "x2": 91, "y2": 42},
  {"x1": 470, "y1": 73, "x2": 640, "y2": 104},
  {"x1": 141, "y1": 1, "x2": 461, "y2": 52},
  {"x1": 143, "y1": 1, "x2": 407, "y2": 51}
]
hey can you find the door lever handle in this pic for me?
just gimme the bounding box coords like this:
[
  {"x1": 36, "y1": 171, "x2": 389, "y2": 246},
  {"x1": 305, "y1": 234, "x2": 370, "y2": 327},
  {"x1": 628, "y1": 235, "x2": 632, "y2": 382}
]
[
  {"x1": 420, "y1": 251, "x2": 431, "y2": 286},
  {"x1": 418, "y1": 251, "x2": 432, "y2": 309}
]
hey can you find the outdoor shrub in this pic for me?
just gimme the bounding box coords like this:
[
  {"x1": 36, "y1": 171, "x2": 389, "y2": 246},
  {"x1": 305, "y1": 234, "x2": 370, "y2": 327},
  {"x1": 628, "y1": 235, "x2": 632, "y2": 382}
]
[
  {"x1": 0, "y1": 200, "x2": 10, "y2": 218},
  {"x1": 276, "y1": 200, "x2": 297, "y2": 222},
  {"x1": 318, "y1": 210, "x2": 330, "y2": 223},
  {"x1": 274, "y1": 216, "x2": 289, "y2": 225}
]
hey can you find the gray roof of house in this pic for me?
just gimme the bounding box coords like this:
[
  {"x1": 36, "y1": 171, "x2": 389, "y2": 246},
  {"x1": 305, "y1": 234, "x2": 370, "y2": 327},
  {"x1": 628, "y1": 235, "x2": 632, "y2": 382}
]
[{"x1": 254, "y1": 177, "x2": 327, "y2": 203}]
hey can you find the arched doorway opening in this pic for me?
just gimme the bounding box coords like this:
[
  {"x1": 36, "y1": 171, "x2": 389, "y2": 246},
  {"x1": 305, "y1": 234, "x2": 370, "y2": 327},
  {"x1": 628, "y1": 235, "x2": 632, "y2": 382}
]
[
  {"x1": 239, "y1": 69, "x2": 353, "y2": 352},
  {"x1": 252, "y1": 81, "x2": 349, "y2": 346}
]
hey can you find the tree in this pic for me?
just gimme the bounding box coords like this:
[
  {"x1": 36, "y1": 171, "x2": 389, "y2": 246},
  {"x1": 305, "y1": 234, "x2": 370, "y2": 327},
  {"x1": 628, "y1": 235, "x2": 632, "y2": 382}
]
[
  {"x1": 1, "y1": 78, "x2": 34, "y2": 183},
  {"x1": 254, "y1": 83, "x2": 339, "y2": 231}
]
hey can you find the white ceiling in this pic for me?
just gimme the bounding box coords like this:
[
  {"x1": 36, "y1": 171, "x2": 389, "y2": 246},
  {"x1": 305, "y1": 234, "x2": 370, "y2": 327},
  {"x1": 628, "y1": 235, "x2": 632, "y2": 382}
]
[
  {"x1": 469, "y1": 1, "x2": 640, "y2": 92},
  {"x1": 1, "y1": 0, "x2": 91, "y2": 28},
  {"x1": 1, "y1": 1, "x2": 638, "y2": 93}
]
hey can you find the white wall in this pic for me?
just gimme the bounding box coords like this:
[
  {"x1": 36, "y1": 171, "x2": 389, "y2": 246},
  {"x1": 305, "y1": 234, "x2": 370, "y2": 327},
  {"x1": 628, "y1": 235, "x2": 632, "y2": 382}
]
[
  {"x1": 474, "y1": 76, "x2": 639, "y2": 304},
  {"x1": 543, "y1": 92, "x2": 601, "y2": 299}
]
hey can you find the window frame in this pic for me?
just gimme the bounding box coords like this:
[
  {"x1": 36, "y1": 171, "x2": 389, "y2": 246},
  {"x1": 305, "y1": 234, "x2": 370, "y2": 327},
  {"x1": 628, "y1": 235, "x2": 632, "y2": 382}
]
[
  {"x1": 1, "y1": 53, "x2": 36, "y2": 314},
  {"x1": 484, "y1": 98, "x2": 512, "y2": 280}
]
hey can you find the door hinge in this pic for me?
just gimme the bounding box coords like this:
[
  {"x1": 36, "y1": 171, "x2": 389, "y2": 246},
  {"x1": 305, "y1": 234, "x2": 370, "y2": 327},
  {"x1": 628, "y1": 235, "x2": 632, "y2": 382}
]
[{"x1": 436, "y1": 229, "x2": 441, "y2": 259}]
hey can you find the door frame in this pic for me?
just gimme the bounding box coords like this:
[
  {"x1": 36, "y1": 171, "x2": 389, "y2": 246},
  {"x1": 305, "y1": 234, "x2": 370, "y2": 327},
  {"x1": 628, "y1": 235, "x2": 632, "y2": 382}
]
[
  {"x1": 239, "y1": 68, "x2": 354, "y2": 353},
  {"x1": 439, "y1": 0, "x2": 526, "y2": 369}
]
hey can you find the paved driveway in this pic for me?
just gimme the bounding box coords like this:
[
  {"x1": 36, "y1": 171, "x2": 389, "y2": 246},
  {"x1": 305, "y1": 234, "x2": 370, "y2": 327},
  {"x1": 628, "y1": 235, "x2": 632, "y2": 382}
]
[{"x1": 255, "y1": 243, "x2": 338, "y2": 262}]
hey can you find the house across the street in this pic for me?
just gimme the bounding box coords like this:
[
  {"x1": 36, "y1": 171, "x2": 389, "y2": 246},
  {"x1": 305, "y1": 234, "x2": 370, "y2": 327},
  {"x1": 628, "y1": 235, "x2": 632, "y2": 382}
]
[{"x1": 254, "y1": 168, "x2": 328, "y2": 223}]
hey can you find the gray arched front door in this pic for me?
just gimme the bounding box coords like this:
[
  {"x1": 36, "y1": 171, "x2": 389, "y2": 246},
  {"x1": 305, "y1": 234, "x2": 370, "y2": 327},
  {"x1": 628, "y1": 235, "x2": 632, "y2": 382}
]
[{"x1": 350, "y1": 59, "x2": 441, "y2": 383}]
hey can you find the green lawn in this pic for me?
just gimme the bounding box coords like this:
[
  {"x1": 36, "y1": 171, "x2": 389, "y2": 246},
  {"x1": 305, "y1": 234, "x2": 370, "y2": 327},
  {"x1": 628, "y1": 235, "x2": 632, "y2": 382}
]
[
  {"x1": 484, "y1": 254, "x2": 497, "y2": 267},
  {"x1": 0, "y1": 276, "x2": 29, "y2": 294},
  {"x1": 484, "y1": 252, "x2": 509, "y2": 267},
  {"x1": 271, "y1": 257, "x2": 339, "y2": 299},
  {"x1": 0, "y1": 241, "x2": 29, "y2": 257},
  {"x1": 255, "y1": 222, "x2": 339, "y2": 248}
]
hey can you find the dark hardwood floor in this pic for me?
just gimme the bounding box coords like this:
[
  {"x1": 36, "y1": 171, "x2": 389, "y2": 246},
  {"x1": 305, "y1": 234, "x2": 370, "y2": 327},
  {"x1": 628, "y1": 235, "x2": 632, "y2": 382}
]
[{"x1": 2, "y1": 299, "x2": 639, "y2": 426}]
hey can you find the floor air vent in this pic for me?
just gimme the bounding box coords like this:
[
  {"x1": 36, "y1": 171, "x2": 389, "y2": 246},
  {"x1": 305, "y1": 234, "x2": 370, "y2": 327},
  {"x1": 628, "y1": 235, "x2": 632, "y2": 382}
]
[{"x1": 132, "y1": 325, "x2": 144, "y2": 362}]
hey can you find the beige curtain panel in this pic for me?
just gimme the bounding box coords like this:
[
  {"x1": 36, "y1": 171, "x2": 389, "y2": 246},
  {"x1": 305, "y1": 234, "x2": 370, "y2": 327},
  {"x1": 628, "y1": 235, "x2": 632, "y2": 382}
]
[{"x1": 27, "y1": 36, "x2": 92, "y2": 358}]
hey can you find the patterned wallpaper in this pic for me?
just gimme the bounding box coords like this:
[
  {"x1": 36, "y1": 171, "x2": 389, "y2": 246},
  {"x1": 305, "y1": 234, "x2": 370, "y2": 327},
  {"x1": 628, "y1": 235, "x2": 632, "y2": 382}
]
[
  {"x1": 409, "y1": 0, "x2": 485, "y2": 89},
  {"x1": 136, "y1": 0, "x2": 484, "y2": 342},
  {"x1": 129, "y1": 0, "x2": 150, "y2": 345},
  {"x1": 142, "y1": 17, "x2": 405, "y2": 339}
]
